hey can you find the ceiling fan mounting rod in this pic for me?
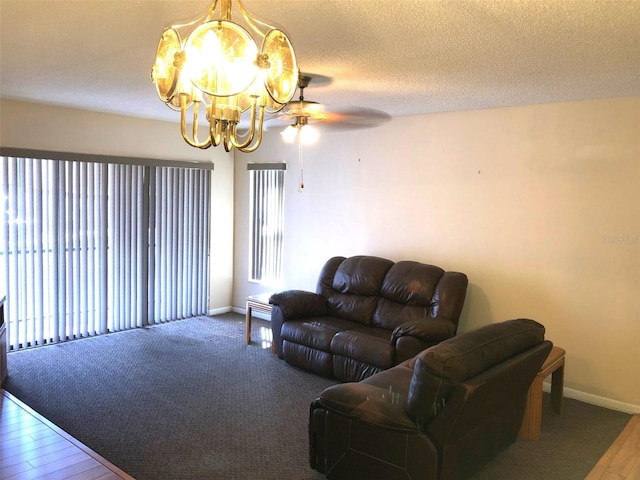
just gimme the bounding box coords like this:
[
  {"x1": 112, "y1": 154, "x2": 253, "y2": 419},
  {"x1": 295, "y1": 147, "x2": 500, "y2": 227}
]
[{"x1": 297, "y1": 74, "x2": 312, "y2": 101}]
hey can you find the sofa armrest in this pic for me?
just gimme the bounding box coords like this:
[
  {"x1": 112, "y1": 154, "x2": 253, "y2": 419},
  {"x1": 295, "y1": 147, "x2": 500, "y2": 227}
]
[
  {"x1": 316, "y1": 383, "x2": 416, "y2": 431},
  {"x1": 391, "y1": 317, "x2": 456, "y2": 344},
  {"x1": 269, "y1": 290, "x2": 327, "y2": 319}
]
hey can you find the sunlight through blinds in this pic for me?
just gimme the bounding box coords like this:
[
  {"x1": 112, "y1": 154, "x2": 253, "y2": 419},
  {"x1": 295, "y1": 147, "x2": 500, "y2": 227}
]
[
  {"x1": 248, "y1": 164, "x2": 285, "y2": 284},
  {"x1": 0, "y1": 156, "x2": 211, "y2": 351}
]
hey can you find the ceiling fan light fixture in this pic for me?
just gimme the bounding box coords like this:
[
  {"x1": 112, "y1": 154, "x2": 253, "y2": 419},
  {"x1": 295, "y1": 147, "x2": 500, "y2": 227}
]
[
  {"x1": 299, "y1": 124, "x2": 318, "y2": 144},
  {"x1": 281, "y1": 125, "x2": 298, "y2": 143},
  {"x1": 281, "y1": 116, "x2": 318, "y2": 145},
  {"x1": 151, "y1": 0, "x2": 299, "y2": 152}
]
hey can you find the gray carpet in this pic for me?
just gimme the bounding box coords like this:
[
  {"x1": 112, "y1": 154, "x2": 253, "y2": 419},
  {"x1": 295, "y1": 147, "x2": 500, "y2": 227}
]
[{"x1": 5, "y1": 313, "x2": 631, "y2": 479}]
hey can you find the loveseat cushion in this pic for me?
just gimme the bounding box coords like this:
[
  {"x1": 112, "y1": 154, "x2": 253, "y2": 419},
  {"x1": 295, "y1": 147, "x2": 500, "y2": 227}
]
[
  {"x1": 281, "y1": 316, "x2": 361, "y2": 352},
  {"x1": 372, "y1": 262, "x2": 467, "y2": 332},
  {"x1": 325, "y1": 256, "x2": 394, "y2": 325},
  {"x1": 407, "y1": 318, "x2": 546, "y2": 424},
  {"x1": 330, "y1": 327, "x2": 395, "y2": 369},
  {"x1": 380, "y1": 261, "x2": 443, "y2": 302},
  {"x1": 331, "y1": 256, "x2": 394, "y2": 296}
]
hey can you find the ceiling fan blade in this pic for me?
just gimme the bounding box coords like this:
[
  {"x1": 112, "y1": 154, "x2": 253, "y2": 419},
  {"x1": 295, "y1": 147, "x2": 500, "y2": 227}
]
[
  {"x1": 265, "y1": 105, "x2": 391, "y2": 131},
  {"x1": 314, "y1": 106, "x2": 391, "y2": 131}
]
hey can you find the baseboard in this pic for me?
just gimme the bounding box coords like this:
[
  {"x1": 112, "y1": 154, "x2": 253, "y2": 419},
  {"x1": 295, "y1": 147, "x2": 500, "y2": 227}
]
[
  {"x1": 208, "y1": 306, "x2": 271, "y2": 321},
  {"x1": 208, "y1": 306, "x2": 233, "y2": 316},
  {"x1": 232, "y1": 306, "x2": 270, "y2": 321},
  {"x1": 543, "y1": 382, "x2": 640, "y2": 414}
]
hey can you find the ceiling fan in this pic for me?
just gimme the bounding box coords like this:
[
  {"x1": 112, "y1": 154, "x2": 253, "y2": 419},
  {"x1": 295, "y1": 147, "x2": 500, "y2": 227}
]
[
  {"x1": 267, "y1": 73, "x2": 391, "y2": 190},
  {"x1": 267, "y1": 73, "x2": 391, "y2": 135}
]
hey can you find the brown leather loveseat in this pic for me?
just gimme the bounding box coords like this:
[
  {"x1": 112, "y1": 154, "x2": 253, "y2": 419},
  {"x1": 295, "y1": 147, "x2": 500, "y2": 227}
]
[
  {"x1": 269, "y1": 255, "x2": 468, "y2": 382},
  {"x1": 309, "y1": 318, "x2": 553, "y2": 479}
]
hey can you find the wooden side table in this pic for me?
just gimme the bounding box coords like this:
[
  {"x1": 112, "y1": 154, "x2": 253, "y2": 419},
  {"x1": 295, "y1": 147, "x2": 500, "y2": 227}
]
[
  {"x1": 519, "y1": 346, "x2": 566, "y2": 440},
  {"x1": 245, "y1": 293, "x2": 274, "y2": 352}
]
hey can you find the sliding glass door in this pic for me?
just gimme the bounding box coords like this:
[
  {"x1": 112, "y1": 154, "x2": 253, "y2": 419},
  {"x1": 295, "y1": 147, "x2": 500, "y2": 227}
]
[{"x1": 0, "y1": 155, "x2": 211, "y2": 351}]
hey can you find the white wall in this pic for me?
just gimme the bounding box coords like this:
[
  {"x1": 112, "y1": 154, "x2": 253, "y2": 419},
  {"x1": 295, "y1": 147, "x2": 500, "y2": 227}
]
[
  {"x1": 233, "y1": 96, "x2": 640, "y2": 412},
  {"x1": 0, "y1": 99, "x2": 235, "y2": 311}
]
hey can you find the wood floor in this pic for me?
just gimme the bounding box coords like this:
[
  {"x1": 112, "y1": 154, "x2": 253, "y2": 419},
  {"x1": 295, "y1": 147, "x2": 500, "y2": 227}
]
[
  {"x1": 1, "y1": 387, "x2": 639, "y2": 480},
  {"x1": 586, "y1": 414, "x2": 640, "y2": 480},
  {"x1": 0, "y1": 390, "x2": 133, "y2": 480}
]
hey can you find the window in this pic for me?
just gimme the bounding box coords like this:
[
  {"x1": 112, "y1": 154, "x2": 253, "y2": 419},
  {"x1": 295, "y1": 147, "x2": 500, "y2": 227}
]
[
  {"x1": 248, "y1": 163, "x2": 285, "y2": 284},
  {"x1": 0, "y1": 151, "x2": 211, "y2": 350}
]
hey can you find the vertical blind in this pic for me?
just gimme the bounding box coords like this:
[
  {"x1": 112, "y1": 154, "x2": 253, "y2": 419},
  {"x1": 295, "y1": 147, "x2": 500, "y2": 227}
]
[
  {"x1": 0, "y1": 155, "x2": 211, "y2": 351},
  {"x1": 248, "y1": 164, "x2": 285, "y2": 283}
]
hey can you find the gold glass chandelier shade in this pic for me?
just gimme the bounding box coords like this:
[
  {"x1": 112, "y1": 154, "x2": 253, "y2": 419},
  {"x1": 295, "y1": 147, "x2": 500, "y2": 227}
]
[
  {"x1": 152, "y1": 28, "x2": 182, "y2": 104},
  {"x1": 186, "y1": 21, "x2": 258, "y2": 97},
  {"x1": 262, "y1": 29, "x2": 297, "y2": 107},
  {"x1": 151, "y1": 0, "x2": 299, "y2": 152}
]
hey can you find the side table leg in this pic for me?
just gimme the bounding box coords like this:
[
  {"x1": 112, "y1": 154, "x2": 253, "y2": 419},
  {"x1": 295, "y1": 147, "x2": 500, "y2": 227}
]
[
  {"x1": 550, "y1": 361, "x2": 565, "y2": 414},
  {"x1": 245, "y1": 304, "x2": 252, "y2": 345}
]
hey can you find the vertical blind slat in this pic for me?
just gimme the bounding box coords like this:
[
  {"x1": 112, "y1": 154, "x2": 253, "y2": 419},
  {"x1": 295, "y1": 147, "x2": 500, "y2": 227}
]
[
  {"x1": 99, "y1": 163, "x2": 109, "y2": 335},
  {"x1": 33, "y1": 160, "x2": 44, "y2": 345}
]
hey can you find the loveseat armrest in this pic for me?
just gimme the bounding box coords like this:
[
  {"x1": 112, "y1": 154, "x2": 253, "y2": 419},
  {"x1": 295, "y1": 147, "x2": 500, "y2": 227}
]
[
  {"x1": 269, "y1": 290, "x2": 327, "y2": 319},
  {"x1": 391, "y1": 317, "x2": 456, "y2": 344}
]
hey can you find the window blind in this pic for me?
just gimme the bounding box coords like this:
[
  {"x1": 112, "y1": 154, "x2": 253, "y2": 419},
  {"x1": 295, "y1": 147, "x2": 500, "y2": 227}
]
[
  {"x1": 248, "y1": 164, "x2": 285, "y2": 283},
  {"x1": 0, "y1": 155, "x2": 210, "y2": 351}
]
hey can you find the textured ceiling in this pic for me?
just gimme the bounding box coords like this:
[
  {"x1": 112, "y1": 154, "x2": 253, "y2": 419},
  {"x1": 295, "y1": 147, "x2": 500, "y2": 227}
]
[{"x1": 1, "y1": 0, "x2": 639, "y2": 125}]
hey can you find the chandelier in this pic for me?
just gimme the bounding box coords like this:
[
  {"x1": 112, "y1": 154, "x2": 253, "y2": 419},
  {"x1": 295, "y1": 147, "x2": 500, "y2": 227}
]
[{"x1": 151, "y1": 0, "x2": 299, "y2": 152}]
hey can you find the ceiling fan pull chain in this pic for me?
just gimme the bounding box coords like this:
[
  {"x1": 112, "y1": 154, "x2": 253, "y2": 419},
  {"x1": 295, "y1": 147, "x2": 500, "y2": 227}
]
[{"x1": 298, "y1": 133, "x2": 304, "y2": 191}]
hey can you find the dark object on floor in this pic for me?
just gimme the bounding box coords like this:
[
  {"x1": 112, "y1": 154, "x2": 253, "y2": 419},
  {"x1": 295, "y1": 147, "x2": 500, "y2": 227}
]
[
  {"x1": 309, "y1": 318, "x2": 552, "y2": 480},
  {"x1": 270, "y1": 255, "x2": 468, "y2": 382}
]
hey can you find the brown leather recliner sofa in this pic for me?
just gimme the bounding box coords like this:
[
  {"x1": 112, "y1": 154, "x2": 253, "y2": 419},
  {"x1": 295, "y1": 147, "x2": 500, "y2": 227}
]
[
  {"x1": 269, "y1": 255, "x2": 468, "y2": 382},
  {"x1": 309, "y1": 318, "x2": 553, "y2": 480}
]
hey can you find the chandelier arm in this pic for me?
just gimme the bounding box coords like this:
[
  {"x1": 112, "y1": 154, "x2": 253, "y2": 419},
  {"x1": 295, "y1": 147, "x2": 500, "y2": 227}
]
[
  {"x1": 237, "y1": 106, "x2": 265, "y2": 153},
  {"x1": 230, "y1": 99, "x2": 258, "y2": 149},
  {"x1": 209, "y1": 118, "x2": 223, "y2": 147},
  {"x1": 227, "y1": 123, "x2": 240, "y2": 147},
  {"x1": 237, "y1": 0, "x2": 274, "y2": 38},
  {"x1": 222, "y1": 123, "x2": 233, "y2": 152},
  {"x1": 192, "y1": 102, "x2": 200, "y2": 142},
  {"x1": 180, "y1": 97, "x2": 212, "y2": 149},
  {"x1": 220, "y1": 0, "x2": 232, "y2": 21}
]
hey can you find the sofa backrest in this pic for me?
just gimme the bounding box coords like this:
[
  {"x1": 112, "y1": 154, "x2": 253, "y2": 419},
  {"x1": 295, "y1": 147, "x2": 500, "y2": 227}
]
[
  {"x1": 372, "y1": 261, "x2": 467, "y2": 331},
  {"x1": 316, "y1": 255, "x2": 467, "y2": 329},
  {"x1": 406, "y1": 319, "x2": 548, "y2": 425},
  {"x1": 316, "y1": 255, "x2": 394, "y2": 324}
]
